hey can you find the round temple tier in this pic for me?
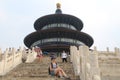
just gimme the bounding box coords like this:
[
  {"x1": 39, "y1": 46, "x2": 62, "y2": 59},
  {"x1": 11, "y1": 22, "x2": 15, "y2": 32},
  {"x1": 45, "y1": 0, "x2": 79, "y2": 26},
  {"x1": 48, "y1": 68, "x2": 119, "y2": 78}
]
[
  {"x1": 34, "y1": 14, "x2": 83, "y2": 31},
  {"x1": 24, "y1": 27, "x2": 94, "y2": 48}
]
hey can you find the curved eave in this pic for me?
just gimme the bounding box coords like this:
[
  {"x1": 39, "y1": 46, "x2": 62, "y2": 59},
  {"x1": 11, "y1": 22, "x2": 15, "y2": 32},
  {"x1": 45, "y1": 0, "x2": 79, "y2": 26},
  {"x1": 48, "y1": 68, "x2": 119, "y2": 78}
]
[
  {"x1": 34, "y1": 14, "x2": 83, "y2": 31},
  {"x1": 24, "y1": 28, "x2": 94, "y2": 48}
]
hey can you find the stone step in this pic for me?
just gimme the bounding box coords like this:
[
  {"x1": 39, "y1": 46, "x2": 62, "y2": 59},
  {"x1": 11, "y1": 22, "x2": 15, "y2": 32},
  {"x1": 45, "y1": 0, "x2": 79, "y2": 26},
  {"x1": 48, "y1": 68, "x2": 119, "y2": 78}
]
[
  {"x1": 0, "y1": 76, "x2": 63, "y2": 80},
  {"x1": 1, "y1": 76, "x2": 79, "y2": 80},
  {"x1": 1, "y1": 56, "x2": 80, "y2": 80}
]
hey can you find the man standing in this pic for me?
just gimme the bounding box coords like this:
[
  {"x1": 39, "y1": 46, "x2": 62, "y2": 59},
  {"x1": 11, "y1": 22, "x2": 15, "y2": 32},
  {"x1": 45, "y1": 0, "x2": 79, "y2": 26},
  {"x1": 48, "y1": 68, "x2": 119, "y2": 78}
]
[{"x1": 61, "y1": 51, "x2": 67, "y2": 63}]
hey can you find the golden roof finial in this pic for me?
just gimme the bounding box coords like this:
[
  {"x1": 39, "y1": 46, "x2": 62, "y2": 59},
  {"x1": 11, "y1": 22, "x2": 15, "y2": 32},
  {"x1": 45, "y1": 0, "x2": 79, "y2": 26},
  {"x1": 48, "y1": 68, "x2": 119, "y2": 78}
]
[{"x1": 56, "y1": 3, "x2": 61, "y2": 9}]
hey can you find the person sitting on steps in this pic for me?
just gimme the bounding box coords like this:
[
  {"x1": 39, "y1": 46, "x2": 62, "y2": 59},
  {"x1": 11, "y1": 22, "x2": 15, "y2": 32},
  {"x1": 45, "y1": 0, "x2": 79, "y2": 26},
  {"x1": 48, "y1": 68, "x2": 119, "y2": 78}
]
[{"x1": 49, "y1": 57, "x2": 70, "y2": 79}]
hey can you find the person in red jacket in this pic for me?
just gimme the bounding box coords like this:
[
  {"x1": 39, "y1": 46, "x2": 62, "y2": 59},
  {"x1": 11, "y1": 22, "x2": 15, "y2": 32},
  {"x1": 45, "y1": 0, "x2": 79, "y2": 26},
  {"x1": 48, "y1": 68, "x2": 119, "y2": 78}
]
[{"x1": 35, "y1": 46, "x2": 43, "y2": 62}]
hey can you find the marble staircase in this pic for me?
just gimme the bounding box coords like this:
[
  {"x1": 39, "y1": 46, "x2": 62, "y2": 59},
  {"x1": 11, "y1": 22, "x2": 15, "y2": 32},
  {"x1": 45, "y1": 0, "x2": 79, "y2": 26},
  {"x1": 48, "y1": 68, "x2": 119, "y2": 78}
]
[{"x1": 0, "y1": 56, "x2": 80, "y2": 80}]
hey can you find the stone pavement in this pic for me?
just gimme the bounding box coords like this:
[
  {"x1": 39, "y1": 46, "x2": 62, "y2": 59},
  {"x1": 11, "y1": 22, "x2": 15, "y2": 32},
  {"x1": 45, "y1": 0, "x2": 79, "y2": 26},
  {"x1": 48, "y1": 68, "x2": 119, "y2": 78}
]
[{"x1": 0, "y1": 56, "x2": 80, "y2": 80}]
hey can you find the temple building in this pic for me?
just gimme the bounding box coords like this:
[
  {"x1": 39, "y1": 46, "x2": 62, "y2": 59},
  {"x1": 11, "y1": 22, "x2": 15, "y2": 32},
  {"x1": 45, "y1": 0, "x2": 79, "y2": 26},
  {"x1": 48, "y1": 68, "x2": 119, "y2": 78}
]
[{"x1": 24, "y1": 3, "x2": 94, "y2": 52}]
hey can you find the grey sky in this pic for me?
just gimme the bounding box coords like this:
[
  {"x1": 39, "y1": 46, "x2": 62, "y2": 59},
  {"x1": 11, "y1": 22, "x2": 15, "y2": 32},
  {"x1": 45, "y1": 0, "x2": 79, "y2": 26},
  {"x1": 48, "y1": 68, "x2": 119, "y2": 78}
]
[{"x1": 0, "y1": 0, "x2": 120, "y2": 51}]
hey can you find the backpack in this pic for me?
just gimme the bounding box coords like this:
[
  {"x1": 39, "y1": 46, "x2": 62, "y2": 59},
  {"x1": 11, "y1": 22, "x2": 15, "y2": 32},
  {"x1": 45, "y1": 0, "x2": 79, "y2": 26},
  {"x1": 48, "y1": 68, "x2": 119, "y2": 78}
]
[{"x1": 48, "y1": 62, "x2": 57, "y2": 75}]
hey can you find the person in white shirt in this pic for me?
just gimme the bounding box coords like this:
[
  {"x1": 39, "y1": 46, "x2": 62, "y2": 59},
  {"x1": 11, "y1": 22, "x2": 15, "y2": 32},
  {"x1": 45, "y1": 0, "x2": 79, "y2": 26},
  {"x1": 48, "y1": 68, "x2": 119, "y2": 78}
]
[{"x1": 61, "y1": 51, "x2": 67, "y2": 63}]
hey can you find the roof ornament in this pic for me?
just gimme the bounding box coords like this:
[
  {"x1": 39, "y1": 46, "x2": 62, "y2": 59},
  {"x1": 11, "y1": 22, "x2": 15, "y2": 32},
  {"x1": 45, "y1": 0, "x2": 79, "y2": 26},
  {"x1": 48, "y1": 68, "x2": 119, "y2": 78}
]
[
  {"x1": 56, "y1": 3, "x2": 61, "y2": 9},
  {"x1": 55, "y1": 3, "x2": 62, "y2": 14}
]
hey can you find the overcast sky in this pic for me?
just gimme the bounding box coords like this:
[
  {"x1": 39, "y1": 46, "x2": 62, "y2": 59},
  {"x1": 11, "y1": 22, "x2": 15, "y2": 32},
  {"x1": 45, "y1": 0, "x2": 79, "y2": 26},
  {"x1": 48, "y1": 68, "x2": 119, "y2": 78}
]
[{"x1": 0, "y1": 0, "x2": 120, "y2": 51}]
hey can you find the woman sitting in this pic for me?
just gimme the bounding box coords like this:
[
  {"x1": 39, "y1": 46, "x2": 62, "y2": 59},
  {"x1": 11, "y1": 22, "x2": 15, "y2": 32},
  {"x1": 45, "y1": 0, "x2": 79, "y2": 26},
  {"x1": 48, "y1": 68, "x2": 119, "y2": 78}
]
[{"x1": 49, "y1": 57, "x2": 70, "y2": 79}]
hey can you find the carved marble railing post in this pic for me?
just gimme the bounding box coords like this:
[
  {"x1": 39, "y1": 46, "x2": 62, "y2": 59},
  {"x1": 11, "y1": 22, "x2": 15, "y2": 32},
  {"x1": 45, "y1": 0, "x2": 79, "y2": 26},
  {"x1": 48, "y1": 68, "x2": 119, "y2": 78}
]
[
  {"x1": 3, "y1": 48, "x2": 9, "y2": 75},
  {"x1": 114, "y1": 47, "x2": 117, "y2": 53},
  {"x1": 79, "y1": 46, "x2": 84, "y2": 80},
  {"x1": 79, "y1": 46, "x2": 82, "y2": 79},
  {"x1": 118, "y1": 48, "x2": 120, "y2": 57},
  {"x1": 32, "y1": 47, "x2": 37, "y2": 59},
  {"x1": 32, "y1": 47, "x2": 35, "y2": 52},
  {"x1": 0, "y1": 48, "x2": 2, "y2": 54},
  {"x1": 86, "y1": 62, "x2": 91, "y2": 80},
  {"x1": 79, "y1": 46, "x2": 90, "y2": 80},
  {"x1": 93, "y1": 46, "x2": 99, "y2": 68},
  {"x1": 26, "y1": 47, "x2": 37, "y2": 63},
  {"x1": 0, "y1": 48, "x2": 2, "y2": 60},
  {"x1": 90, "y1": 46, "x2": 101, "y2": 80},
  {"x1": 76, "y1": 50, "x2": 80, "y2": 75},
  {"x1": 22, "y1": 47, "x2": 27, "y2": 63},
  {"x1": 106, "y1": 47, "x2": 109, "y2": 52},
  {"x1": 17, "y1": 47, "x2": 22, "y2": 63},
  {"x1": 73, "y1": 46, "x2": 80, "y2": 75},
  {"x1": 72, "y1": 46, "x2": 76, "y2": 74},
  {"x1": 115, "y1": 47, "x2": 119, "y2": 56},
  {"x1": 70, "y1": 46, "x2": 81, "y2": 76},
  {"x1": 0, "y1": 48, "x2": 4, "y2": 75},
  {"x1": 70, "y1": 46, "x2": 75, "y2": 63},
  {"x1": 12, "y1": 47, "x2": 17, "y2": 67}
]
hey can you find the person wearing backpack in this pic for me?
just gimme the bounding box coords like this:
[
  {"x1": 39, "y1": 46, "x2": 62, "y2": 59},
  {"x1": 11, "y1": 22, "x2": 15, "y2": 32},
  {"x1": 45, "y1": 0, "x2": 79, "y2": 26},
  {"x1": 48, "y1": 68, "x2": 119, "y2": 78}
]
[{"x1": 49, "y1": 57, "x2": 70, "y2": 79}]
